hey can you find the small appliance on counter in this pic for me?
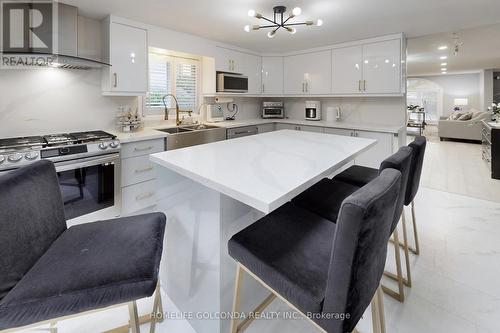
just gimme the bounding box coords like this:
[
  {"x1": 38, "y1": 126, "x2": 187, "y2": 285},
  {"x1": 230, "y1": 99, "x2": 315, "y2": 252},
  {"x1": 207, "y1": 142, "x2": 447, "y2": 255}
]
[
  {"x1": 325, "y1": 106, "x2": 341, "y2": 122},
  {"x1": 206, "y1": 104, "x2": 225, "y2": 123},
  {"x1": 262, "y1": 101, "x2": 285, "y2": 119},
  {"x1": 305, "y1": 101, "x2": 321, "y2": 121}
]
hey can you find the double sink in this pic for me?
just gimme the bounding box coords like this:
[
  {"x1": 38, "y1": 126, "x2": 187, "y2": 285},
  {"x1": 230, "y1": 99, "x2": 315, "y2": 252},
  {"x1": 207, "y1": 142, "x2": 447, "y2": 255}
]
[{"x1": 158, "y1": 124, "x2": 227, "y2": 150}]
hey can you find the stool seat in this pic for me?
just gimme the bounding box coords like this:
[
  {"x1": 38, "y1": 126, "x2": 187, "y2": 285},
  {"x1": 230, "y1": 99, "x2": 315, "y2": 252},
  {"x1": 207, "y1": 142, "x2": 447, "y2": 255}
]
[
  {"x1": 0, "y1": 213, "x2": 166, "y2": 330},
  {"x1": 229, "y1": 202, "x2": 335, "y2": 314},
  {"x1": 291, "y1": 178, "x2": 359, "y2": 222},
  {"x1": 334, "y1": 165, "x2": 378, "y2": 188}
]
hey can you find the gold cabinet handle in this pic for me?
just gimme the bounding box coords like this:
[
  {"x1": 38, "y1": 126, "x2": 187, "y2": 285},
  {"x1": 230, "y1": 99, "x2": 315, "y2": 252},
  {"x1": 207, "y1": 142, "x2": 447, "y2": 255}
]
[
  {"x1": 113, "y1": 73, "x2": 118, "y2": 88},
  {"x1": 134, "y1": 166, "x2": 154, "y2": 173},
  {"x1": 134, "y1": 146, "x2": 153, "y2": 152}
]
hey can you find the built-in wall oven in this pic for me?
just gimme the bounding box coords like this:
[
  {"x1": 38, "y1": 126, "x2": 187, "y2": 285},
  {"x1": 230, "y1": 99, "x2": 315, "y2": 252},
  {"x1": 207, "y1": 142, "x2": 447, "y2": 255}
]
[
  {"x1": 262, "y1": 101, "x2": 285, "y2": 119},
  {"x1": 0, "y1": 131, "x2": 121, "y2": 225}
]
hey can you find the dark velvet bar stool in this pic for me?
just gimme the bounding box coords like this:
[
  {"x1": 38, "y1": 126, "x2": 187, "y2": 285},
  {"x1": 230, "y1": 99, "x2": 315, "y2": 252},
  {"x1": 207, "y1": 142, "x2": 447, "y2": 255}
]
[
  {"x1": 0, "y1": 161, "x2": 166, "y2": 333},
  {"x1": 292, "y1": 146, "x2": 413, "y2": 302},
  {"x1": 336, "y1": 136, "x2": 427, "y2": 256},
  {"x1": 228, "y1": 168, "x2": 402, "y2": 333}
]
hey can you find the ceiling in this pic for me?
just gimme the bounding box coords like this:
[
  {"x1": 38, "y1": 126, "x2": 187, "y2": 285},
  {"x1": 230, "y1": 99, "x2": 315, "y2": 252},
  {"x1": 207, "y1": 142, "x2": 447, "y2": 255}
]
[
  {"x1": 407, "y1": 23, "x2": 500, "y2": 76},
  {"x1": 62, "y1": 0, "x2": 500, "y2": 53}
]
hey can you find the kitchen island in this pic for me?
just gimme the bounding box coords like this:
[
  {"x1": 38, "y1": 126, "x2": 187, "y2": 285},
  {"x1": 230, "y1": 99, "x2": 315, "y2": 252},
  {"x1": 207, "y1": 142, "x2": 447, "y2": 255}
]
[{"x1": 150, "y1": 130, "x2": 376, "y2": 333}]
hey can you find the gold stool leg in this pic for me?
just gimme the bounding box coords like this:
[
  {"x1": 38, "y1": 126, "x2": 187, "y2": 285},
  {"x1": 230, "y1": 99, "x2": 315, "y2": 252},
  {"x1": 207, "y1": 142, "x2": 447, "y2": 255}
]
[
  {"x1": 128, "y1": 301, "x2": 140, "y2": 333},
  {"x1": 230, "y1": 264, "x2": 244, "y2": 333},
  {"x1": 400, "y1": 210, "x2": 412, "y2": 287},
  {"x1": 382, "y1": 227, "x2": 405, "y2": 302},
  {"x1": 371, "y1": 285, "x2": 386, "y2": 333},
  {"x1": 411, "y1": 201, "x2": 420, "y2": 255}
]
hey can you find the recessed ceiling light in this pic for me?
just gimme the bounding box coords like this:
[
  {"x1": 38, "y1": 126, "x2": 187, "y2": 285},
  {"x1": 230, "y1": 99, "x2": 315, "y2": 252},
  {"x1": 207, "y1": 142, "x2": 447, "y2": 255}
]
[
  {"x1": 441, "y1": 62, "x2": 447, "y2": 66},
  {"x1": 442, "y1": 72, "x2": 447, "y2": 74},
  {"x1": 440, "y1": 56, "x2": 448, "y2": 60},
  {"x1": 438, "y1": 46, "x2": 448, "y2": 50},
  {"x1": 441, "y1": 68, "x2": 447, "y2": 71}
]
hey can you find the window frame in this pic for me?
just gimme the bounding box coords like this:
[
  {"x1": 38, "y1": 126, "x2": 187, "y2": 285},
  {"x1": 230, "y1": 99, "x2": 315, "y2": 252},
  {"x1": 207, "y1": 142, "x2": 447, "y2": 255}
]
[{"x1": 144, "y1": 53, "x2": 201, "y2": 118}]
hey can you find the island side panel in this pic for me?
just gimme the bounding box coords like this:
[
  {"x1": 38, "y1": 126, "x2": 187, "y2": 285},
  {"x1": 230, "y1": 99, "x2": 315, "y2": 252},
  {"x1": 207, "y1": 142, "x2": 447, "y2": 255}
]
[{"x1": 155, "y1": 168, "x2": 222, "y2": 333}]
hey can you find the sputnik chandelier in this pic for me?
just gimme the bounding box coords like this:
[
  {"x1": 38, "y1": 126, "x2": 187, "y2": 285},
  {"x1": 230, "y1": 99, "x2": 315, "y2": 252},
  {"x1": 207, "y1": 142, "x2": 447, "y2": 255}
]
[{"x1": 244, "y1": 6, "x2": 323, "y2": 38}]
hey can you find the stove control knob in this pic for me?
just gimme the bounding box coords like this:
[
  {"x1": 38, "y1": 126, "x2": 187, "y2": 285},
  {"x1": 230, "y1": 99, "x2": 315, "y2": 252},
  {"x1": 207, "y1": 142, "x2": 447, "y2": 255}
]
[
  {"x1": 0, "y1": 155, "x2": 5, "y2": 164},
  {"x1": 109, "y1": 140, "x2": 120, "y2": 149},
  {"x1": 98, "y1": 142, "x2": 109, "y2": 150},
  {"x1": 24, "y1": 151, "x2": 39, "y2": 160},
  {"x1": 8, "y1": 153, "x2": 23, "y2": 163}
]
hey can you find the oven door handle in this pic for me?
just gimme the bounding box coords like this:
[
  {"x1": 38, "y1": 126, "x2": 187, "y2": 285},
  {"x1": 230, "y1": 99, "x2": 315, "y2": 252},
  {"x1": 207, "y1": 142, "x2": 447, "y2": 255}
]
[{"x1": 55, "y1": 153, "x2": 120, "y2": 172}]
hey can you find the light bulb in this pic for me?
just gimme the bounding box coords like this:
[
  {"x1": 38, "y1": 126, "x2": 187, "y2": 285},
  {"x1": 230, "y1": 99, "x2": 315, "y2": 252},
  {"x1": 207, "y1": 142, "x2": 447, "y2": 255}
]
[
  {"x1": 248, "y1": 9, "x2": 256, "y2": 17},
  {"x1": 316, "y1": 19, "x2": 323, "y2": 26},
  {"x1": 244, "y1": 25, "x2": 250, "y2": 32},
  {"x1": 441, "y1": 62, "x2": 447, "y2": 66},
  {"x1": 440, "y1": 56, "x2": 447, "y2": 60},
  {"x1": 292, "y1": 7, "x2": 302, "y2": 16},
  {"x1": 438, "y1": 45, "x2": 448, "y2": 50},
  {"x1": 286, "y1": 27, "x2": 297, "y2": 34},
  {"x1": 267, "y1": 31, "x2": 276, "y2": 38},
  {"x1": 252, "y1": 25, "x2": 260, "y2": 31}
]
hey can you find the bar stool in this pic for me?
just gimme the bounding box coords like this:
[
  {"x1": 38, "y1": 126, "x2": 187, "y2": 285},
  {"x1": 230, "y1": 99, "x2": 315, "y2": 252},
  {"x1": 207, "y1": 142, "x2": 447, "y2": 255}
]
[
  {"x1": 336, "y1": 136, "x2": 427, "y2": 255},
  {"x1": 0, "y1": 161, "x2": 166, "y2": 333},
  {"x1": 228, "y1": 168, "x2": 402, "y2": 333},
  {"x1": 292, "y1": 147, "x2": 413, "y2": 302}
]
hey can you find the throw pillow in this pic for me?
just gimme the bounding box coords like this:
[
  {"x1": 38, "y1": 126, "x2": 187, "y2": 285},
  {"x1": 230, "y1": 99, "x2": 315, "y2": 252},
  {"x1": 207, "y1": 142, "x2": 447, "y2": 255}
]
[
  {"x1": 457, "y1": 112, "x2": 473, "y2": 121},
  {"x1": 448, "y1": 111, "x2": 463, "y2": 120}
]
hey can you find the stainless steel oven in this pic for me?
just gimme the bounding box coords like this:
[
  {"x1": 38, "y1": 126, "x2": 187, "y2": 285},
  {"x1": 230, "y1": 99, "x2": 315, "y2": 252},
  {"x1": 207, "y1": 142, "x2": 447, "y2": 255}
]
[
  {"x1": 54, "y1": 153, "x2": 121, "y2": 224},
  {"x1": 216, "y1": 72, "x2": 248, "y2": 93},
  {"x1": 262, "y1": 101, "x2": 285, "y2": 119}
]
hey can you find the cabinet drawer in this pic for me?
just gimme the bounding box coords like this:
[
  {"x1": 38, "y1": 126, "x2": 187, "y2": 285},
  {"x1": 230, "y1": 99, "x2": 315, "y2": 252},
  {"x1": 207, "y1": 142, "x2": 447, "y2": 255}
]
[
  {"x1": 122, "y1": 155, "x2": 156, "y2": 187},
  {"x1": 121, "y1": 139, "x2": 164, "y2": 159},
  {"x1": 121, "y1": 180, "x2": 156, "y2": 215}
]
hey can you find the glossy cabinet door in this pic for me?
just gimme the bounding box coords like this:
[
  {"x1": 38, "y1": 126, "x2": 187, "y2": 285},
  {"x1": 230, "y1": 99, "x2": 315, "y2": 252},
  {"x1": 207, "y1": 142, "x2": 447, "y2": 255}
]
[
  {"x1": 215, "y1": 47, "x2": 243, "y2": 73},
  {"x1": 261, "y1": 57, "x2": 284, "y2": 94},
  {"x1": 242, "y1": 53, "x2": 262, "y2": 94},
  {"x1": 284, "y1": 50, "x2": 332, "y2": 95},
  {"x1": 355, "y1": 130, "x2": 394, "y2": 168},
  {"x1": 362, "y1": 39, "x2": 401, "y2": 94},
  {"x1": 332, "y1": 45, "x2": 363, "y2": 94},
  {"x1": 107, "y1": 22, "x2": 148, "y2": 94}
]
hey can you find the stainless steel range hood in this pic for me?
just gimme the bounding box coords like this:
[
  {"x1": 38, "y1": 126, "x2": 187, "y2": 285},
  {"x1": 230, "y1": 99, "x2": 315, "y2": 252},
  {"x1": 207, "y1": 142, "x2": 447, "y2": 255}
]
[{"x1": 53, "y1": 3, "x2": 110, "y2": 70}]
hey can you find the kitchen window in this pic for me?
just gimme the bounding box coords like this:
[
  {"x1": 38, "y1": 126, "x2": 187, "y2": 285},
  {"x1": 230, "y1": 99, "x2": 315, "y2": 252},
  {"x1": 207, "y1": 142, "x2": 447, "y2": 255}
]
[{"x1": 145, "y1": 53, "x2": 200, "y2": 116}]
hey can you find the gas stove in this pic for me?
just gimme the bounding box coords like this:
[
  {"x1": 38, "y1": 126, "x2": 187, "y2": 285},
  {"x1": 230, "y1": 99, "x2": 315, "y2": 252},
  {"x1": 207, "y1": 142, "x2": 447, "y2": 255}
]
[{"x1": 0, "y1": 130, "x2": 120, "y2": 171}]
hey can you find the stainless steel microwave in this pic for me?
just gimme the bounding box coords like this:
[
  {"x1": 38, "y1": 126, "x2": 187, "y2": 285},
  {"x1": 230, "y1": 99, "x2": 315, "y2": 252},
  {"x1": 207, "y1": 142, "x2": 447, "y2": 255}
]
[{"x1": 216, "y1": 72, "x2": 248, "y2": 93}]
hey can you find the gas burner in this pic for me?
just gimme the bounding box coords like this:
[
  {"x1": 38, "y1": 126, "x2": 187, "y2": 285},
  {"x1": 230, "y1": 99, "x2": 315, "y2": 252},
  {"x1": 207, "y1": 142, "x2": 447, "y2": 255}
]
[
  {"x1": 43, "y1": 133, "x2": 75, "y2": 146},
  {"x1": 70, "y1": 131, "x2": 116, "y2": 143},
  {"x1": 0, "y1": 136, "x2": 45, "y2": 151}
]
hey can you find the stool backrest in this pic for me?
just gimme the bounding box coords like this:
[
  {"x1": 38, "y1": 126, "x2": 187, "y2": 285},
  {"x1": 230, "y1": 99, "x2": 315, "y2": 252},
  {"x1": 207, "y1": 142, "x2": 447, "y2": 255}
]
[
  {"x1": 322, "y1": 168, "x2": 401, "y2": 333},
  {"x1": 0, "y1": 160, "x2": 67, "y2": 300},
  {"x1": 379, "y1": 146, "x2": 413, "y2": 232},
  {"x1": 405, "y1": 136, "x2": 427, "y2": 205}
]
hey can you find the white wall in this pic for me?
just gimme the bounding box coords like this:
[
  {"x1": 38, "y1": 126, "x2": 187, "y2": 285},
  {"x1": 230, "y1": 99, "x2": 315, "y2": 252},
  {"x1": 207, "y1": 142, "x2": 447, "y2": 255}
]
[
  {"x1": 409, "y1": 73, "x2": 481, "y2": 116},
  {"x1": 0, "y1": 68, "x2": 137, "y2": 138}
]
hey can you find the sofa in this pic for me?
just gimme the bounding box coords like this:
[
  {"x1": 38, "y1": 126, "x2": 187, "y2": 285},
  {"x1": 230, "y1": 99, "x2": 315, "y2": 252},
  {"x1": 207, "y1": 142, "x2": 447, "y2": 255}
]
[{"x1": 438, "y1": 110, "x2": 490, "y2": 141}]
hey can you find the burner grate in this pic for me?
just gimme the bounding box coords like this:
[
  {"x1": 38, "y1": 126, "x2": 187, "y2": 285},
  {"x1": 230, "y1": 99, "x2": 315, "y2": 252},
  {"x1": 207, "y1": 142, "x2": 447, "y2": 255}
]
[
  {"x1": 0, "y1": 136, "x2": 45, "y2": 150},
  {"x1": 70, "y1": 131, "x2": 116, "y2": 143}
]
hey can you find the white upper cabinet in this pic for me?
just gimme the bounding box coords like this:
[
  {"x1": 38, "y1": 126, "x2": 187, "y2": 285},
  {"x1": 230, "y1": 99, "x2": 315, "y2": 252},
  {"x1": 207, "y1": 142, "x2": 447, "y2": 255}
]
[
  {"x1": 362, "y1": 39, "x2": 401, "y2": 94},
  {"x1": 215, "y1": 47, "x2": 244, "y2": 73},
  {"x1": 261, "y1": 57, "x2": 284, "y2": 94},
  {"x1": 284, "y1": 50, "x2": 332, "y2": 95},
  {"x1": 102, "y1": 18, "x2": 148, "y2": 96},
  {"x1": 332, "y1": 45, "x2": 363, "y2": 94},
  {"x1": 241, "y1": 53, "x2": 262, "y2": 94}
]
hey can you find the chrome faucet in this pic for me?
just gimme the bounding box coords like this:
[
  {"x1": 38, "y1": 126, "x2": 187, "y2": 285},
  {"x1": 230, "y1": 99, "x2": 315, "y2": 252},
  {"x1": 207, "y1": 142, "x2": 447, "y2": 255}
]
[{"x1": 162, "y1": 94, "x2": 193, "y2": 125}]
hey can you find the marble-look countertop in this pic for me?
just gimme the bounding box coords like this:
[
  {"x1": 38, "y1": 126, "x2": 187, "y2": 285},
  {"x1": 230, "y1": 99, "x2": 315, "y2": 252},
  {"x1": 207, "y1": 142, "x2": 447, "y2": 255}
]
[
  {"x1": 150, "y1": 129, "x2": 376, "y2": 213},
  {"x1": 110, "y1": 128, "x2": 168, "y2": 143},
  {"x1": 110, "y1": 118, "x2": 403, "y2": 144}
]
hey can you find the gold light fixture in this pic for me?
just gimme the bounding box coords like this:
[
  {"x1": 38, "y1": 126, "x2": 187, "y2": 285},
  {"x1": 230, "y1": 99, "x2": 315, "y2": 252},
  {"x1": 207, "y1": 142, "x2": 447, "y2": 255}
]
[{"x1": 245, "y1": 6, "x2": 322, "y2": 38}]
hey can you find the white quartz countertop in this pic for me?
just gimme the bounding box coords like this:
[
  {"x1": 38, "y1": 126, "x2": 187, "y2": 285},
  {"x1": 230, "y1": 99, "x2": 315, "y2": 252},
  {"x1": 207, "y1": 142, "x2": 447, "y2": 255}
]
[
  {"x1": 110, "y1": 128, "x2": 168, "y2": 143},
  {"x1": 150, "y1": 130, "x2": 376, "y2": 213},
  {"x1": 214, "y1": 119, "x2": 404, "y2": 134}
]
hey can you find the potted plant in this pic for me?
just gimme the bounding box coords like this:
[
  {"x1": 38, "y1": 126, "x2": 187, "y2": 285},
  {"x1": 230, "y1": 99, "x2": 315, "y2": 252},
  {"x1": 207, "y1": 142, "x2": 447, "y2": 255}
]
[{"x1": 488, "y1": 103, "x2": 500, "y2": 122}]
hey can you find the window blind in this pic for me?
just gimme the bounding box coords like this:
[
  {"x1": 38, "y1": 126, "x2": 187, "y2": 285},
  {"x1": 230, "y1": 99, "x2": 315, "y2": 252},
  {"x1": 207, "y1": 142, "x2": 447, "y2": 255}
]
[
  {"x1": 175, "y1": 63, "x2": 198, "y2": 111},
  {"x1": 146, "y1": 54, "x2": 172, "y2": 109}
]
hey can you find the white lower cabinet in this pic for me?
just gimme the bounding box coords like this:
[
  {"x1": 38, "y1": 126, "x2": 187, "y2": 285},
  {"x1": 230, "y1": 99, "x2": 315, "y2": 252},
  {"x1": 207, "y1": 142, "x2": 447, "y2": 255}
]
[
  {"x1": 257, "y1": 123, "x2": 275, "y2": 133},
  {"x1": 355, "y1": 130, "x2": 394, "y2": 168},
  {"x1": 120, "y1": 138, "x2": 164, "y2": 215},
  {"x1": 276, "y1": 123, "x2": 324, "y2": 133},
  {"x1": 324, "y1": 128, "x2": 353, "y2": 136}
]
